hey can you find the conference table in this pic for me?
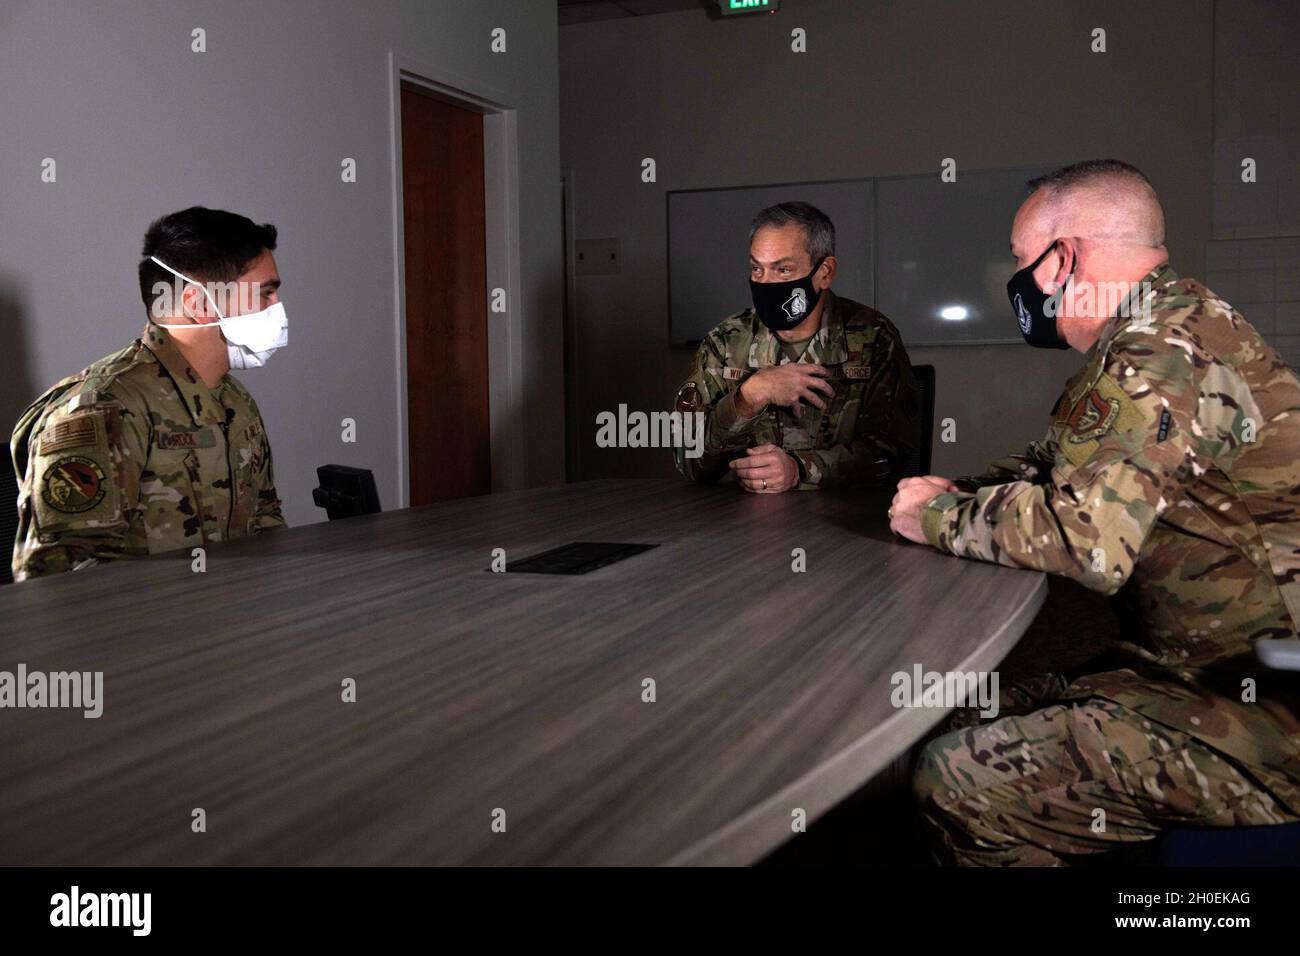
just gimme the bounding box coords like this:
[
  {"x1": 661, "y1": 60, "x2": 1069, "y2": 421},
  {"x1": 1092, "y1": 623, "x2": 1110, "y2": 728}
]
[{"x1": 0, "y1": 479, "x2": 1045, "y2": 865}]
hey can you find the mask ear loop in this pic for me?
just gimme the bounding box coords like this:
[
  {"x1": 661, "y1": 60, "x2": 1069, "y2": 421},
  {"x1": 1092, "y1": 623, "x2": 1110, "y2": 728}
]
[
  {"x1": 808, "y1": 255, "x2": 829, "y2": 309},
  {"x1": 149, "y1": 256, "x2": 226, "y2": 328},
  {"x1": 1041, "y1": 241, "x2": 1078, "y2": 317},
  {"x1": 1052, "y1": 241, "x2": 1078, "y2": 305}
]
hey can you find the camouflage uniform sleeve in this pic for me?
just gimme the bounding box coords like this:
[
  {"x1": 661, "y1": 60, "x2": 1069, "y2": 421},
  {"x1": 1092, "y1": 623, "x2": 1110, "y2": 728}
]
[
  {"x1": 953, "y1": 438, "x2": 1058, "y2": 491},
  {"x1": 919, "y1": 326, "x2": 1226, "y2": 594},
  {"x1": 672, "y1": 331, "x2": 761, "y2": 483},
  {"x1": 12, "y1": 399, "x2": 147, "y2": 581},
  {"x1": 792, "y1": 321, "x2": 922, "y2": 489},
  {"x1": 254, "y1": 444, "x2": 287, "y2": 531},
  {"x1": 247, "y1": 396, "x2": 287, "y2": 531}
]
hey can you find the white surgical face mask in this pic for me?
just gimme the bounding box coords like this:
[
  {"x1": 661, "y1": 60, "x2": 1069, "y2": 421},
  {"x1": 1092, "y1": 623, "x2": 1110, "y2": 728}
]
[{"x1": 149, "y1": 255, "x2": 288, "y2": 369}]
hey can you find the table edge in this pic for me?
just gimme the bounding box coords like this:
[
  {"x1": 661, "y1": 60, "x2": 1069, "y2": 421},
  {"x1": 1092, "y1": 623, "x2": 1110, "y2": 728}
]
[{"x1": 664, "y1": 571, "x2": 1049, "y2": 866}]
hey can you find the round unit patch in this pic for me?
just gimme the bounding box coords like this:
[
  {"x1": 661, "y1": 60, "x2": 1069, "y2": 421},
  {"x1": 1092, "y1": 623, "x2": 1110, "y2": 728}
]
[{"x1": 41, "y1": 456, "x2": 107, "y2": 514}]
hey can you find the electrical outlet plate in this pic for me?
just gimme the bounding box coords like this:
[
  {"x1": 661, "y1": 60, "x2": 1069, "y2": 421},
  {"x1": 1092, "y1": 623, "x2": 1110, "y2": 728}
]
[{"x1": 575, "y1": 237, "x2": 620, "y2": 276}]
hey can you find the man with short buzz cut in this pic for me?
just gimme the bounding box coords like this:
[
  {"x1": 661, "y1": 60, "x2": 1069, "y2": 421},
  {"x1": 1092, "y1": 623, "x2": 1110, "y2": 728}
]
[
  {"x1": 10, "y1": 206, "x2": 289, "y2": 581},
  {"x1": 889, "y1": 159, "x2": 1300, "y2": 865},
  {"x1": 673, "y1": 201, "x2": 921, "y2": 491}
]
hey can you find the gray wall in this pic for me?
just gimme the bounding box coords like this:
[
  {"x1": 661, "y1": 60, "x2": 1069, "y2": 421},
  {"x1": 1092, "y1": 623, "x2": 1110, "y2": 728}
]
[
  {"x1": 0, "y1": 0, "x2": 564, "y2": 527},
  {"x1": 1206, "y1": 0, "x2": 1300, "y2": 369},
  {"x1": 559, "y1": 0, "x2": 1214, "y2": 480}
]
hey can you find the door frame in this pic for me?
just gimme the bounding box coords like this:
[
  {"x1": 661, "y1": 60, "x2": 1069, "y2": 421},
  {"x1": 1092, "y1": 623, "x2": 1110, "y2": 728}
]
[{"x1": 387, "y1": 51, "x2": 524, "y2": 506}]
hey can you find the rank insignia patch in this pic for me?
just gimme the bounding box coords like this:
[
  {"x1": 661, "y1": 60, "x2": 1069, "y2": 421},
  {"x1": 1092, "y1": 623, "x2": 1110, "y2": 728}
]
[{"x1": 41, "y1": 456, "x2": 108, "y2": 514}]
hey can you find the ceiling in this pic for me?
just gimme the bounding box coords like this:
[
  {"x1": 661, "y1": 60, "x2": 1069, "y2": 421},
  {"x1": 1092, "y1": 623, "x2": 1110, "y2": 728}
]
[{"x1": 558, "y1": 0, "x2": 714, "y2": 26}]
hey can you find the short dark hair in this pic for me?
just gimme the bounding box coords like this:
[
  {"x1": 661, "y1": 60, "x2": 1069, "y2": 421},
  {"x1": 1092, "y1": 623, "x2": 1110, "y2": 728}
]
[
  {"x1": 749, "y1": 201, "x2": 835, "y2": 263},
  {"x1": 138, "y1": 206, "x2": 278, "y2": 308},
  {"x1": 1026, "y1": 159, "x2": 1165, "y2": 246},
  {"x1": 1026, "y1": 159, "x2": 1153, "y2": 194}
]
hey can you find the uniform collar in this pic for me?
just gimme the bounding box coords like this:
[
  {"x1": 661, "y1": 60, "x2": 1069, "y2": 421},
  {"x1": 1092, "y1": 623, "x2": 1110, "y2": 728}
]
[
  {"x1": 748, "y1": 288, "x2": 849, "y2": 367},
  {"x1": 141, "y1": 321, "x2": 227, "y2": 426},
  {"x1": 1092, "y1": 261, "x2": 1177, "y2": 359}
]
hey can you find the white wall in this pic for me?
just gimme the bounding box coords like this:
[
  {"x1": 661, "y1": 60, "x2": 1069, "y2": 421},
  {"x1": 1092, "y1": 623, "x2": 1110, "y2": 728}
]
[
  {"x1": 559, "y1": 0, "x2": 1213, "y2": 480},
  {"x1": 0, "y1": 0, "x2": 564, "y2": 526}
]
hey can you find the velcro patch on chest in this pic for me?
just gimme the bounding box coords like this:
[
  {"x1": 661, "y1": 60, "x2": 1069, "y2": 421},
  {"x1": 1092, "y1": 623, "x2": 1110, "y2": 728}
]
[
  {"x1": 38, "y1": 414, "x2": 101, "y2": 455},
  {"x1": 157, "y1": 428, "x2": 217, "y2": 450},
  {"x1": 840, "y1": 365, "x2": 870, "y2": 379}
]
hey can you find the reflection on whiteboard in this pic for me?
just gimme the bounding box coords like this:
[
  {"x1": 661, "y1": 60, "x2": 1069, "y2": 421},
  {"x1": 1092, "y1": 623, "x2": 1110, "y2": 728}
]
[
  {"x1": 667, "y1": 167, "x2": 1051, "y2": 346},
  {"x1": 874, "y1": 167, "x2": 1052, "y2": 345}
]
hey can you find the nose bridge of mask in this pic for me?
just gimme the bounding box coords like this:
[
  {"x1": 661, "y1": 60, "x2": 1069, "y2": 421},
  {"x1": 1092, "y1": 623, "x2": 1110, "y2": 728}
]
[{"x1": 149, "y1": 255, "x2": 227, "y2": 326}]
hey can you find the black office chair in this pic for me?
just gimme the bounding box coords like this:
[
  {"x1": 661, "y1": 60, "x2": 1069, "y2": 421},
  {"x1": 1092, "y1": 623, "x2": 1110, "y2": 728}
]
[
  {"x1": 1158, "y1": 639, "x2": 1300, "y2": 865},
  {"x1": 311, "y1": 464, "x2": 382, "y2": 520},
  {"x1": 901, "y1": 364, "x2": 936, "y2": 478},
  {"x1": 0, "y1": 458, "x2": 18, "y2": 587}
]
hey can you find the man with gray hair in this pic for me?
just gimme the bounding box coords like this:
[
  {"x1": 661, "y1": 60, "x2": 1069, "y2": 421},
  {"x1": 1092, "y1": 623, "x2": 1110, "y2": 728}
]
[
  {"x1": 890, "y1": 159, "x2": 1300, "y2": 864},
  {"x1": 673, "y1": 201, "x2": 920, "y2": 490}
]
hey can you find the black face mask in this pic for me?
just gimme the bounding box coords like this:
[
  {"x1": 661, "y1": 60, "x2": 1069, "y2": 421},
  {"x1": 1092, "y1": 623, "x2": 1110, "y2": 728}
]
[
  {"x1": 751, "y1": 257, "x2": 826, "y2": 332},
  {"x1": 1007, "y1": 241, "x2": 1072, "y2": 349}
]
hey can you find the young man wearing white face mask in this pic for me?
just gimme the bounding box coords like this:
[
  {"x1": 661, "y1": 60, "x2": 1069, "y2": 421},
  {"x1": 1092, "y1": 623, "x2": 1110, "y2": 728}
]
[{"x1": 9, "y1": 206, "x2": 288, "y2": 581}]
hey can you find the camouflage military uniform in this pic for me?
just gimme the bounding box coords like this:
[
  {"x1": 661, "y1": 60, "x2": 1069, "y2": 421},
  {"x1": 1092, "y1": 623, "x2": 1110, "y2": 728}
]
[
  {"x1": 673, "y1": 290, "x2": 921, "y2": 487},
  {"x1": 10, "y1": 322, "x2": 286, "y2": 581},
  {"x1": 913, "y1": 263, "x2": 1300, "y2": 864}
]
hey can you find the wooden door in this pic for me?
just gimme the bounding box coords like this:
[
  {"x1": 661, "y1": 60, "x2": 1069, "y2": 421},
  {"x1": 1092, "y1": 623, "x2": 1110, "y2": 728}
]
[{"x1": 400, "y1": 85, "x2": 490, "y2": 504}]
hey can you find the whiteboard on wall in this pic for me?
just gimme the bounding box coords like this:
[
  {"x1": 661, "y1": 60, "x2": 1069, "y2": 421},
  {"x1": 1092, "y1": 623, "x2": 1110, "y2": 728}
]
[
  {"x1": 874, "y1": 166, "x2": 1052, "y2": 345},
  {"x1": 667, "y1": 167, "x2": 1051, "y2": 346},
  {"x1": 667, "y1": 180, "x2": 874, "y2": 345}
]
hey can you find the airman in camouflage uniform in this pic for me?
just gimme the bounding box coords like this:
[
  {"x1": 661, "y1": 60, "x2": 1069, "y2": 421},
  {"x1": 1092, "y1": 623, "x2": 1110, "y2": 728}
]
[
  {"x1": 10, "y1": 321, "x2": 286, "y2": 581},
  {"x1": 896, "y1": 160, "x2": 1300, "y2": 864},
  {"x1": 673, "y1": 289, "x2": 921, "y2": 488}
]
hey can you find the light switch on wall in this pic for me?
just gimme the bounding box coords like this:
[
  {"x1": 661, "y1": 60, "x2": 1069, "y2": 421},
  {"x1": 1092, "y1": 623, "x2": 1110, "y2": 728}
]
[{"x1": 575, "y1": 237, "x2": 620, "y2": 275}]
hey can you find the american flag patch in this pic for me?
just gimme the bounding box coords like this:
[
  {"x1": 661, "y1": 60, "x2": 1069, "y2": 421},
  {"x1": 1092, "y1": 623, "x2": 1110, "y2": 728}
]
[{"x1": 40, "y1": 415, "x2": 99, "y2": 455}]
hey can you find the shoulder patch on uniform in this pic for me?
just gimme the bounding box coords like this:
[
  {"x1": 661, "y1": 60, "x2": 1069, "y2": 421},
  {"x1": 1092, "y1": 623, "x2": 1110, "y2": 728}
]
[
  {"x1": 1063, "y1": 374, "x2": 1141, "y2": 444},
  {"x1": 1057, "y1": 373, "x2": 1145, "y2": 469},
  {"x1": 39, "y1": 413, "x2": 102, "y2": 455},
  {"x1": 675, "y1": 383, "x2": 702, "y2": 413},
  {"x1": 41, "y1": 456, "x2": 108, "y2": 514}
]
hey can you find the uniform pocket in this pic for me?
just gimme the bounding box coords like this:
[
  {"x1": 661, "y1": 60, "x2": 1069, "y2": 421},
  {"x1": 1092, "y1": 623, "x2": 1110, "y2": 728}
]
[{"x1": 140, "y1": 450, "x2": 206, "y2": 554}]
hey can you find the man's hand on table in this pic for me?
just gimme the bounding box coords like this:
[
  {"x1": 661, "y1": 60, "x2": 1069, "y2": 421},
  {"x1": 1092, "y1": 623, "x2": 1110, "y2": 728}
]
[
  {"x1": 889, "y1": 476, "x2": 959, "y2": 543},
  {"x1": 730, "y1": 443, "x2": 801, "y2": 493}
]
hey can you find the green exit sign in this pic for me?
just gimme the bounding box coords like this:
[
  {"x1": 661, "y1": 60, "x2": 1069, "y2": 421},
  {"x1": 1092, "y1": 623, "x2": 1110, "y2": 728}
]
[{"x1": 718, "y1": 0, "x2": 780, "y2": 15}]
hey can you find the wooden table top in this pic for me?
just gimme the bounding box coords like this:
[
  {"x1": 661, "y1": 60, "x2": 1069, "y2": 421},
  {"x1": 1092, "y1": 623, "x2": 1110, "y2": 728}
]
[{"x1": 0, "y1": 479, "x2": 1045, "y2": 865}]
